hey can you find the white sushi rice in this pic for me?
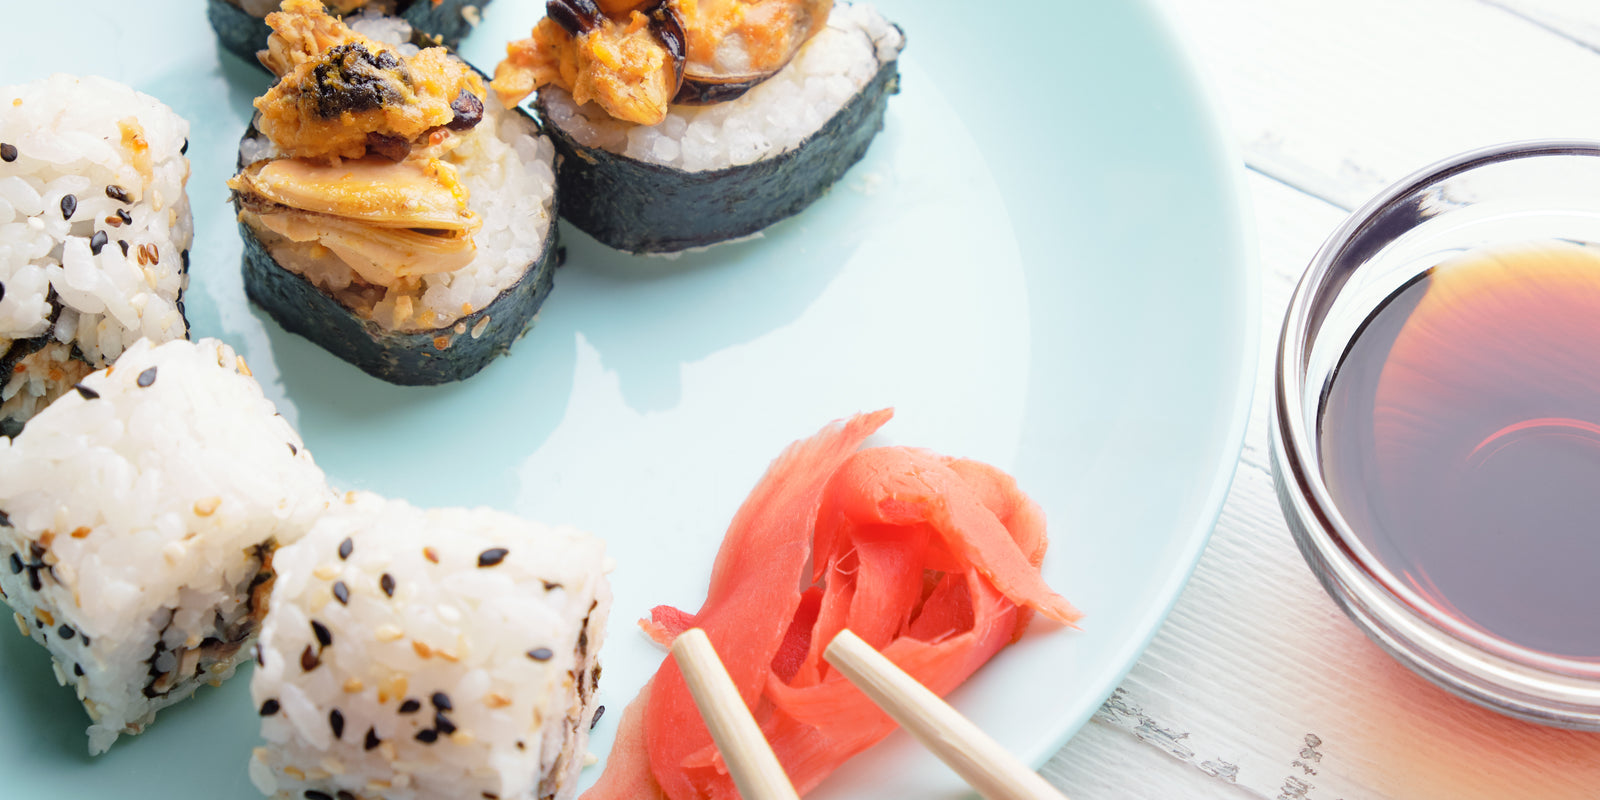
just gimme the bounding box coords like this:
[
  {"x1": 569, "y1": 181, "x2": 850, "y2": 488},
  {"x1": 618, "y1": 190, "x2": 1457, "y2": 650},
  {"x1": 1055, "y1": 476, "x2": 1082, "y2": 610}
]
[
  {"x1": 541, "y1": 2, "x2": 904, "y2": 172},
  {"x1": 250, "y1": 492, "x2": 611, "y2": 800},
  {"x1": 241, "y1": 33, "x2": 557, "y2": 333},
  {"x1": 347, "y1": 9, "x2": 425, "y2": 56},
  {"x1": 0, "y1": 75, "x2": 192, "y2": 429},
  {"x1": 0, "y1": 338, "x2": 330, "y2": 754}
]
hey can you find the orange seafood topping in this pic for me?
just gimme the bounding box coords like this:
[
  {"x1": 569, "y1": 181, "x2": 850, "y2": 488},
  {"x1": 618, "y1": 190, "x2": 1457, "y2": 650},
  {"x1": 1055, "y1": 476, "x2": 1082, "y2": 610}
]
[
  {"x1": 495, "y1": 12, "x2": 678, "y2": 125},
  {"x1": 677, "y1": 0, "x2": 830, "y2": 73},
  {"x1": 229, "y1": 1, "x2": 489, "y2": 290},
  {"x1": 493, "y1": 0, "x2": 831, "y2": 126},
  {"x1": 255, "y1": 1, "x2": 485, "y2": 161}
]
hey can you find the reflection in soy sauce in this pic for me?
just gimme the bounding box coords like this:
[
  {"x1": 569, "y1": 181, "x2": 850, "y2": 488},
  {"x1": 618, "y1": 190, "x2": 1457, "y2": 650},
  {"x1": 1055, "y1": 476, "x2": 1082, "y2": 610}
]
[{"x1": 1322, "y1": 241, "x2": 1600, "y2": 660}]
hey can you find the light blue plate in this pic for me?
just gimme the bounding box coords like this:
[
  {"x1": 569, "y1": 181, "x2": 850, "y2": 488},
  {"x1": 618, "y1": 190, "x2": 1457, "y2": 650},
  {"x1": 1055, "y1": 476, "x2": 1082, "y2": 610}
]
[{"x1": 0, "y1": 1, "x2": 1255, "y2": 797}]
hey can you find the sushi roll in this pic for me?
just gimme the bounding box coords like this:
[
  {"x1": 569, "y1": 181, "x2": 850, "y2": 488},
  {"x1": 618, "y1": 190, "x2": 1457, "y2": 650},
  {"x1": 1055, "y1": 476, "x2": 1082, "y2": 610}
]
[
  {"x1": 0, "y1": 75, "x2": 192, "y2": 435},
  {"x1": 208, "y1": 0, "x2": 493, "y2": 69},
  {"x1": 230, "y1": 1, "x2": 561, "y2": 386},
  {"x1": 492, "y1": 1, "x2": 905, "y2": 254},
  {"x1": 0, "y1": 337, "x2": 330, "y2": 754},
  {"x1": 248, "y1": 492, "x2": 611, "y2": 800}
]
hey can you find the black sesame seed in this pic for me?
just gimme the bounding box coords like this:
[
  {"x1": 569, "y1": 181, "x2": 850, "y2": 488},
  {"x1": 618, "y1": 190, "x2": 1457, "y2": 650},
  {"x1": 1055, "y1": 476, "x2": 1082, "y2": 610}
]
[
  {"x1": 115, "y1": 208, "x2": 132, "y2": 226},
  {"x1": 28, "y1": 568, "x2": 41, "y2": 592},
  {"x1": 379, "y1": 573, "x2": 395, "y2": 597},
  {"x1": 311, "y1": 620, "x2": 332, "y2": 648},
  {"x1": 515, "y1": 740, "x2": 525, "y2": 750},
  {"x1": 527, "y1": 648, "x2": 553, "y2": 662},
  {"x1": 180, "y1": 139, "x2": 189, "y2": 155},
  {"x1": 29, "y1": 542, "x2": 44, "y2": 560},
  {"x1": 33, "y1": 618, "x2": 42, "y2": 629},
  {"x1": 80, "y1": 634, "x2": 89, "y2": 647},
  {"x1": 337, "y1": 793, "x2": 355, "y2": 800},
  {"x1": 73, "y1": 384, "x2": 98, "y2": 400},
  {"x1": 430, "y1": 691, "x2": 452, "y2": 711},
  {"x1": 304, "y1": 792, "x2": 332, "y2": 800},
  {"x1": 300, "y1": 645, "x2": 320, "y2": 672},
  {"x1": 60, "y1": 194, "x2": 76, "y2": 220},
  {"x1": 7, "y1": 554, "x2": 19, "y2": 574},
  {"x1": 433, "y1": 712, "x2": 456, "y2": 735},
  {"x1": 259, "y1": 698, "x2": 280, "y2": 716},
  {"x1": 398, "y1": 698, "x2": 421, "y2": 714},
  {"x1": 329, "y1": 708, "x2": 344, "y2": 739},
  {"x1": 337, "y1": 537, "x2": 353, "y2": 560},
  {"x1": 363, "y1": 727, "x2": 380, "y2": 750},
  {"x1": 89, "y1": 230, "x2": 108, "y2": 255},
  {"x1": 542, "y1": 581, "x2": 562, "y2": 591},
  {"x1": 57, "y1": 625, "x2": 74, "y2": 640},
  {"x1": 0, "y1": 509, "x2": 9, "y2": 527},
  {"x1": 136, "y1": 366, "x2": 157, "y2": 387},
  {"x1": 591, "y1": 704, "x2": 606, "y2": 729},
  {"x1": 117, "y1": 239, "x2": 129, "y2": 256},
  {"x1": 414, "y1": 729, "x2": 438, "y2": 744},
  {"x1": 105, "y1": 185, "x2": 130, "y2": 204},
  {"x1": 477, "y1": 548, "x2": 509, "y2": 568},
  {"x1": 254, "y1": 643, "x2": 265, "y2": 667},
  {"x1": 73, "y1": 663, "x2": 84, "y2": 677},
  {"x1": 332, "y1": 581, "x2": 349, "y2": 605},
  {"x1": 0, "y1": 281, "x2": 5, "y2": 304},
  {"x1": 0, "y1": 143, "x2": 15, "y2": 162},
  {"x1": 288, "y1": 442, "x2": 298, "y2": 456}
]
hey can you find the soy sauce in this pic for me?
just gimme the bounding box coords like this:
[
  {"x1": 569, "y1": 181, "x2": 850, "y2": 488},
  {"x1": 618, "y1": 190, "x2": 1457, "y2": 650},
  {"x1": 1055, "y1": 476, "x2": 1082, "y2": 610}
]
[{"x1": 1321, "y1": 242, "x2": 1600, "y2": 659}]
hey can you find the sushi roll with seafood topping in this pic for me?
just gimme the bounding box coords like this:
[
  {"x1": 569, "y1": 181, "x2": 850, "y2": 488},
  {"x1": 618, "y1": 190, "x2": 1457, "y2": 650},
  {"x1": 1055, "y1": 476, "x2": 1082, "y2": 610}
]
[
  {"x1": 208, "y1": 0, "x2": 493, "y2": 69},
  {"x1": 492, "y1": 1, "x2": 904, "y2": 253},
  {"x1": 230, "y1": 0, "x2": 560, "y2": 385},
  {"x1": 0, "y1": 337, "x2": 331, "y2": 754},
  {"x1": 0, "y1": 75, "x2": 192, "y2": 435},
  {"x1": 248, "y1": 492, "x2": 611, "y2": 800}
]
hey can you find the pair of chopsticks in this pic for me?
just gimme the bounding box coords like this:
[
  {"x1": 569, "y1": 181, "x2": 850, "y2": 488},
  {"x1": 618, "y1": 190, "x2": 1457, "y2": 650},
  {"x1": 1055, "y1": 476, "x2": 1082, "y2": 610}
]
[{"x1": 670, "y1": 628, "x2": 1071, "y2": 800}]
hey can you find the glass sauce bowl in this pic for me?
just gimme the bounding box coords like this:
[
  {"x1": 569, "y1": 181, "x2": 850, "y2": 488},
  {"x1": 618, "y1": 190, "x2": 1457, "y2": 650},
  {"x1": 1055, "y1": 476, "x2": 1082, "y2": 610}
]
[{"x1": 1272, "y1": 140, "x2": 1600, "y2": 728}]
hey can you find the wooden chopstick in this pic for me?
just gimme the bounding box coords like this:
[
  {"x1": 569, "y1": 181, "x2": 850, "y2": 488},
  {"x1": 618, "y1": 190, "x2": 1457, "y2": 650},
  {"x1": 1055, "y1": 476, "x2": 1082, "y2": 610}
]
[
  {"x1": 670, "y1": 628, "x2": 801, "y2": 800},
  {"x1": 824, "y1": 629, "x2": 1072, "y2": 800}
]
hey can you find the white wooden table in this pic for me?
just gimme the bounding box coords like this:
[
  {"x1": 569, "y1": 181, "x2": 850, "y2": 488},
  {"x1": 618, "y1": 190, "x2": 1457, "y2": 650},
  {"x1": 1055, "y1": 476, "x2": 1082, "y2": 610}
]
[{"x1": 1039, "y1": 2, "x2": 1600, "y2": 797}]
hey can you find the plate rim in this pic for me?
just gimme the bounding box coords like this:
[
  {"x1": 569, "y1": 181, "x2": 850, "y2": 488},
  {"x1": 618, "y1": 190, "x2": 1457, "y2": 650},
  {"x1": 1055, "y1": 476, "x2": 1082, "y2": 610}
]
[{"x1": 1010, "y1": 0, "x2": 1263, "y2": 771}]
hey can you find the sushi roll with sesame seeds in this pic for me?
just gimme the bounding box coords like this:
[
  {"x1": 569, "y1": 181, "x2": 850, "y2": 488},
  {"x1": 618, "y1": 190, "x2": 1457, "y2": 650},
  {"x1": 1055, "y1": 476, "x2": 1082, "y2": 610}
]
[
  {"x1": 248, "y1": 492, "x2": 611, "y2": 800},
  {"x1": 0, "y1": 74, "x2": 192, "y2": 434},
  {"x1": 492, "y1": 1, "x2": 904, "y2": 254},
  {"x1": 230, "y1": 1, "x2": 561, "y2": 385},
  {"x1": 208, "y1": 0, "x2": 493, "y2": 69},
  {"x1": 0, "y1": 337, "x2": 331, "y2": 754}
]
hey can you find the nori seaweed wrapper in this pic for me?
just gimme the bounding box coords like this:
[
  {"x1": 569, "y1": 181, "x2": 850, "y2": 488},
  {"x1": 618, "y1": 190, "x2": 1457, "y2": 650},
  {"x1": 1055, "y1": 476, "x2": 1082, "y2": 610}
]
[
  {"x1": 207, "y1": 0, "x2": 490, "y2": 68},
  {"x1": 0, "y1": 331, "x2": 54, "y2": 438},
  {"x1": 535, "y1": 49, "x2": 901, "y2": 254},
  {"x1": 240, "y1": 218, "x2": 559, "y2": 386}
]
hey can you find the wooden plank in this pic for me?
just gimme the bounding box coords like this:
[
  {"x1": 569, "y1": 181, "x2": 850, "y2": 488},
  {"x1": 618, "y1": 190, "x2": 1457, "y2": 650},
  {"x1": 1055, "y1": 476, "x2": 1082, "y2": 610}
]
[
  {"x1": 1045, "y1": 715, "x2": 1258, "y2": 800},
  {"x1": 1158, "y1": 0, "x2": 1600, "y2": 210},
  {"x1": 1484, "y1": 0, "x2": 1600, "y2": 52}
]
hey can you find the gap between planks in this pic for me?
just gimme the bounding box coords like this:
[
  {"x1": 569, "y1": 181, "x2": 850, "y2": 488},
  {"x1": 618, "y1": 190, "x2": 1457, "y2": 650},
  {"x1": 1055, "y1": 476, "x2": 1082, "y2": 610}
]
[{"x1": 1477, "y1": 0, "x2": 1600, "y2": 55}]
